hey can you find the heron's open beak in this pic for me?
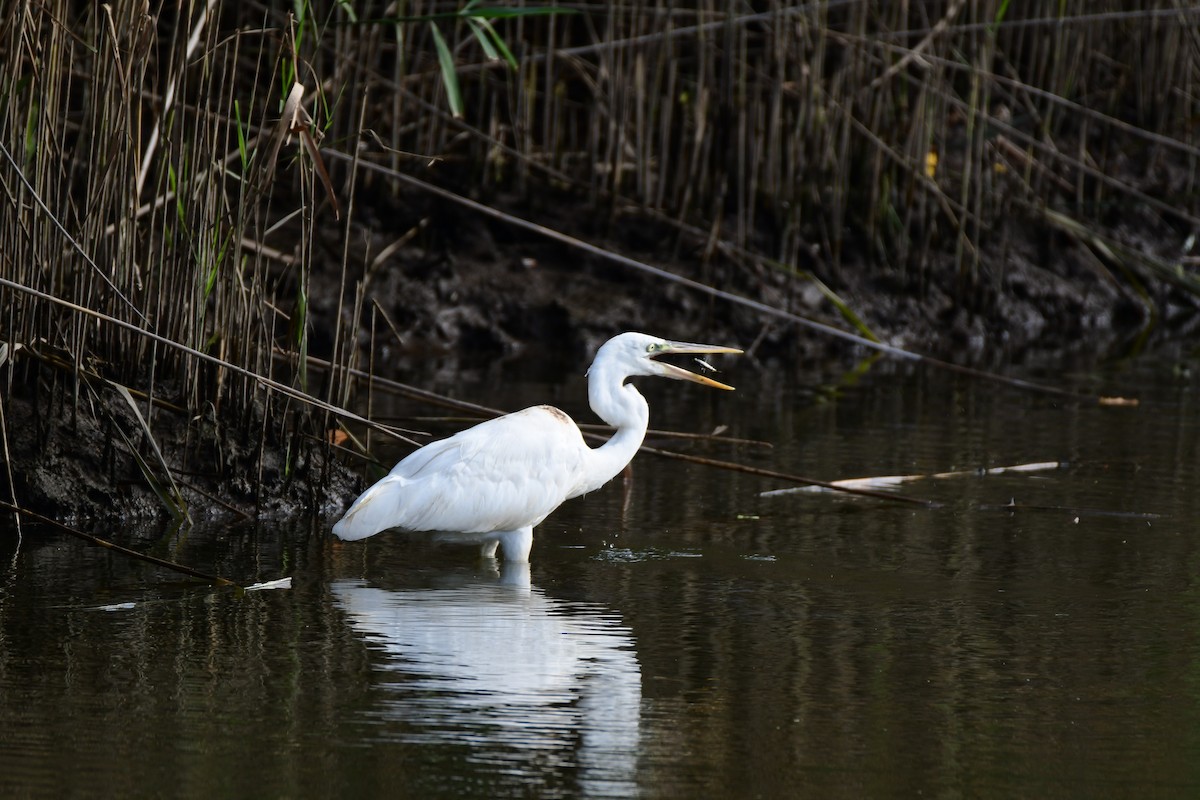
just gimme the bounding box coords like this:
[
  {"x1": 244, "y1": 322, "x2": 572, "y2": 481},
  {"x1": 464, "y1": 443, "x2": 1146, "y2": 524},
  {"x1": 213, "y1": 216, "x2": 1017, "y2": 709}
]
[{"x1": 651, "y1": 341, "x2": 743, "y2": 390}]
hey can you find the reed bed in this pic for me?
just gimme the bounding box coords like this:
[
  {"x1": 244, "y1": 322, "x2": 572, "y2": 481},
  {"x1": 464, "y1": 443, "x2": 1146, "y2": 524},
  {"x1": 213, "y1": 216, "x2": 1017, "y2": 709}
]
[{"x1": 1, "y1": 1, "x2": 1197, "y2": 517}]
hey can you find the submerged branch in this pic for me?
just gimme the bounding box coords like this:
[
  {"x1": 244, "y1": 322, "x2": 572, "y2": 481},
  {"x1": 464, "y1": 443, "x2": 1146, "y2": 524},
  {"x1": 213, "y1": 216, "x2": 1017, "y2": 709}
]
[
  {"x1": 759, "y1": 461, "x2": 1063, "y2": 497},
  {"x1": 637, "y1": 446, "x2": 940, "y2": 509}
]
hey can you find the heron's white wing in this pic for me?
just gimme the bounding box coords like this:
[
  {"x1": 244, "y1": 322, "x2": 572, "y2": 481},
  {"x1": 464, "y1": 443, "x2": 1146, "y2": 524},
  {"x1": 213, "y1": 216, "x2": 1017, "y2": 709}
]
[{"x1": 333, "y1": 406, "x2": 590, "y2": 540}]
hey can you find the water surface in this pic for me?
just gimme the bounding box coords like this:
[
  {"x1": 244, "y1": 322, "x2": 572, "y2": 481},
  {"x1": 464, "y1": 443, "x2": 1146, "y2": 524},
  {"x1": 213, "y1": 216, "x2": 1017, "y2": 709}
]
[{"x1": 2, "y1": 345, "x2": 1199, "y2": 797}]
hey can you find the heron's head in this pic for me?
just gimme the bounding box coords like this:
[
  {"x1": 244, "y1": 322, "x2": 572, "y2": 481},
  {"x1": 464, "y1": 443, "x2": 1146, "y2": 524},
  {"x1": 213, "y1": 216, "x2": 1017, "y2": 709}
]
[{"x1": 592, "y1": 332, "x2": 742, "y2": 390}]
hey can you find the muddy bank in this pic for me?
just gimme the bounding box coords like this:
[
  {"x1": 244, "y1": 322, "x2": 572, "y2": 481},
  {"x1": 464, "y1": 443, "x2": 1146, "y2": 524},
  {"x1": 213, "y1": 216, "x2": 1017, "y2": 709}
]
[
  {"x1": 4, "y1": 379, "x2": 359, "y2": 526},
  {"x1": 314, "y1": 182, "x2": 1198, "y2": 372}
]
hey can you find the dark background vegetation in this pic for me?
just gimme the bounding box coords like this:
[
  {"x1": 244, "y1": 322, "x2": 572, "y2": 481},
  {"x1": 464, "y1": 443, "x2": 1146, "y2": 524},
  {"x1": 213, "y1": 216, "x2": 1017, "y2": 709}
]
[{"x1": 2, "y1": 1, "x2": 1199, "y2": 520}]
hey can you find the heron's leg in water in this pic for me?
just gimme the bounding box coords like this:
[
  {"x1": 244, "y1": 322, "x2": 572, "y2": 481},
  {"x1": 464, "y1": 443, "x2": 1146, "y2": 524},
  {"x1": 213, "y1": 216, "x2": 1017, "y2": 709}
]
[
  {"x1": 476, "y1": 528, "x2": 533, "y2": 562},
  {"x1": 500, "y1": 528, "x2": 534, "y2": 561},
  {"x1": 478, "y1": 528, "x2": 533, "y2": 561}
]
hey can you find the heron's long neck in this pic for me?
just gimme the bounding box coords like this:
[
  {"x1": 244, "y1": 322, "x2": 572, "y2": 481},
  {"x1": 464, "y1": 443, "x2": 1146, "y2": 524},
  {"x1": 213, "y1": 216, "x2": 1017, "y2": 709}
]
[{"x1": 580, "y1": 364, "x2": 649, "y2": 494}]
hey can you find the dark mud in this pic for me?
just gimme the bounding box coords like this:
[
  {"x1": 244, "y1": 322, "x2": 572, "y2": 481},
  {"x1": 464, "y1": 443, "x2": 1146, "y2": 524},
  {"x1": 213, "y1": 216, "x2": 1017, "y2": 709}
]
[
  {"x1": 5, "y1": 380, "x2": 358, "y2": 525},
  {"x1": 316, "y1": 182, "x2": 1199, "y2": 371}
]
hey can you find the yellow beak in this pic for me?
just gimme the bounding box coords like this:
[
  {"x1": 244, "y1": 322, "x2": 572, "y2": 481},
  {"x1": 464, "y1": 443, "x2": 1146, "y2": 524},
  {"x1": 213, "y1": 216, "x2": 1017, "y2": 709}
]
[{"x1": 652, "y1": 341, "x2": 743, "y2": 390}]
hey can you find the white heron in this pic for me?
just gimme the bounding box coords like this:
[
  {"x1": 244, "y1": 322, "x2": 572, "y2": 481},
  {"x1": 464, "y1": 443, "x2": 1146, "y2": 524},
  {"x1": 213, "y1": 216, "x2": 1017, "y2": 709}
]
[{"x1": 331, "y1": 331, "x2": 741, "y2": 561}]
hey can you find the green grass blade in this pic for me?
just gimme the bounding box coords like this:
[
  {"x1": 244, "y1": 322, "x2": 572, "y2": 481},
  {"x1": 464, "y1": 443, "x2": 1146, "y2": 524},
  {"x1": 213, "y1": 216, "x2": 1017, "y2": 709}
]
[
  {"x1": 167, "y1": 163, "x2": 187, "y2": 228},
  {"x1": 471, "y1": 17, "x2": 517, "y2": 70},
  {"x1": 110, "y1": 382, "x2": 190, "y2": 523},
  {"x1": 806, "y1": 273, "x2": 880, "y2": 343},
  {"x1": 429, "y1": 22, "x2": 464, "y2": 118},
  {"x1": 23, "y1": 95, "x2": 39, "y2": 163},
  {"x1": 336, "y1": 0, "x2": 358, "y2": 23},
  {"x1": 466, "y1": 18, "x2": 500, "y2": 62},
  {"x1": 762, "y1": 257, "x2": 880, "y2": 343},
  {"x1": 234, "y1": 99, "x2": 249, "y2": 173}
]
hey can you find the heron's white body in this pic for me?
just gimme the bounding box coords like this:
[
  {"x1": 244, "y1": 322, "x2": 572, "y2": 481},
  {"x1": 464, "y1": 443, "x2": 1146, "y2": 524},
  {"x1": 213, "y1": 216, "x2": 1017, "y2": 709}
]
[{"x1": 331, "y1": 332, "x2": 738, "y2": 561}]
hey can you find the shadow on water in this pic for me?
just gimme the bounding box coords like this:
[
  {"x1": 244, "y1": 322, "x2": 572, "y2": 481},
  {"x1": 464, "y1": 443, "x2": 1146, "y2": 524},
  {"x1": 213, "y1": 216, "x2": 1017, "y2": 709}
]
[{"x1": 2, "y1": 345, "x2": 1200, "y2": 798}]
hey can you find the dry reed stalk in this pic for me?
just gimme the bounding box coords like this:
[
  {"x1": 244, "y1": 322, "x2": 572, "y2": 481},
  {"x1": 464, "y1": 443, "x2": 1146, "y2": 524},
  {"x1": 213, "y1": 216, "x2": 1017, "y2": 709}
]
[{"x1": 0, "y1": 1, "x2": 351, "y2": 515}]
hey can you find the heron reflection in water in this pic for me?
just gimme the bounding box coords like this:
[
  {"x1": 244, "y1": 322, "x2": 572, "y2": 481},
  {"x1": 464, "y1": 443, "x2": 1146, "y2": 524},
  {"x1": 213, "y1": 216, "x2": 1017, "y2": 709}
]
[{"x1": 332, "y1": 564, "x2": 642, "y2": 793}]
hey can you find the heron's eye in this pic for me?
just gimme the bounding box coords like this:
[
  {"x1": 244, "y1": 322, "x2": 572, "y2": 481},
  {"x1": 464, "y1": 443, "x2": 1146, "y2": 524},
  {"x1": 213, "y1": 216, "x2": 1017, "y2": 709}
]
[{"x1": 646, "y1": 343, "x2": 663, "y2": 354}]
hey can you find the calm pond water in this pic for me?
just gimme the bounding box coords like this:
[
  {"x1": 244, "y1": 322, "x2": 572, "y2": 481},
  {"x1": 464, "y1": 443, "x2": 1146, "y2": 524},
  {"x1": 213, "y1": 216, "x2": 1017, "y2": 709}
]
[{"x1": 2, "y1": 342, "x2": 1200, "y2": 798}]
